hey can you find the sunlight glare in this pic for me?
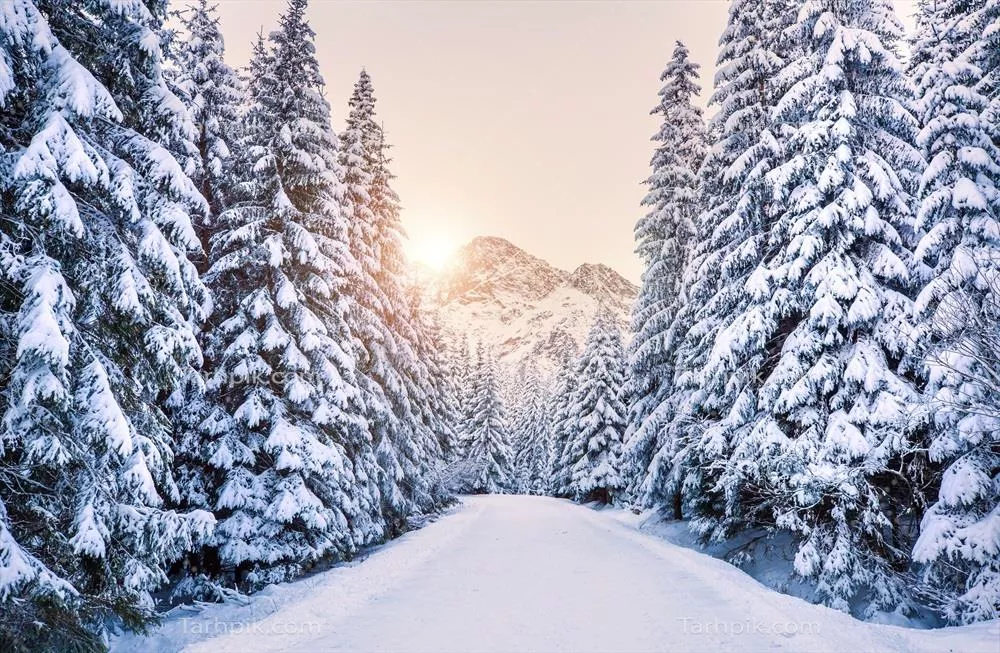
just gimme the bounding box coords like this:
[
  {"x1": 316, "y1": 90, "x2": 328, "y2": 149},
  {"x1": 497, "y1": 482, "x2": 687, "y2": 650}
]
[{"x1": 407, "y1": 229, "x2": 459, "y2": 271}]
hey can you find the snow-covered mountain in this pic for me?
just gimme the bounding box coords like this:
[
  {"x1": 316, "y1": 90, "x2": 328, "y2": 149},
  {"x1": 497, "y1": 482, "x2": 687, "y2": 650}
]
[{"x1": 416, "y1": 236, "x2": 637, "y2": 375}]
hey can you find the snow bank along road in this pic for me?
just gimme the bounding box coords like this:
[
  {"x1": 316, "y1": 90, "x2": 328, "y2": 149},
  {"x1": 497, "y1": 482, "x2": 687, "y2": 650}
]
[{"x1": 139, "y1": 495, "x2": 998, "y2": 653}]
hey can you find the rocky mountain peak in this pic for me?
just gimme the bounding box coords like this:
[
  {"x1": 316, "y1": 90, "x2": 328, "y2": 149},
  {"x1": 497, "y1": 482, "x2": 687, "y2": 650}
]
[
  {"x1": 568, "y1": 263, "x2": 637, "y2": 311},
  {"x1": 436, "y1": 236, "x2": 566, "y2": 306},
  {"x1": 417, "y1": 236, "x2": 637, "y2": 376}
]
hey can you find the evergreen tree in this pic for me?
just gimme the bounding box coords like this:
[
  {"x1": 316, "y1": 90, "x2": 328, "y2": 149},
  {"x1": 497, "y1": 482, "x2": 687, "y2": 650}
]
[
  {"x1": 549, "y1": 353, "x2": 583, "y2": 497},
  {"x1": 464, "y1": 347, "x2": 513, "y2": 494},
  {"x1": 451, "y1": 334, "x2": 475, "y2": 456},
  {"x1": 568, "y1": 311, "x2": 627, "y2": 504},
  {"x1": 524, "y1": 416, "x2": 552, "y2": 494},
  {"x1": 339, "y1": 70, "x2": 446, "y2": 533},
  {"x1": 909, "y1": 287, "x2": 1000, "y2": 624},
  {"x1": 164, "y1": 0, "x2": 248, "y2": 547},
  {"x1": 0, "y1": 0, "x2": 214, "y2": 647},
  {"x1": 511, "y1": 363, "x2": 551, "y2": 494},
  {"x1": 405, "y1": 286, "x2": 460, "y2": 499},
  {"x1": 169, "y1": 0, "x2": 244, "y2": 254},
  {"x1": 623, "y1": 40, "x2": 706, "y2": 512},
  {"x1": 973, "y1": 0, "x2": 1000, "y2": 107},
  {"x1": 194, "y1": 0, "x2": 368, "y2": 589},
  {"x1": 910, "y1": 0, "x2": 1000, "y2": 624},
  {"x1": 717, "y1": 0, "x2": 922, "y2": 615},
  {"x1": 644, "y1": 0, "x2": 799, "y2": 526},
  {"x1": 509, "y1": 371, "x2": 533, "y2": 494}
]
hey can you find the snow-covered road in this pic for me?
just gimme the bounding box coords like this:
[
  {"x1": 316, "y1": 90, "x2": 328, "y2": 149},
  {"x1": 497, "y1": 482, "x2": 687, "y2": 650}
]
[{"x1": 130, "y1": 495, "x2": 997, "y2": 653}]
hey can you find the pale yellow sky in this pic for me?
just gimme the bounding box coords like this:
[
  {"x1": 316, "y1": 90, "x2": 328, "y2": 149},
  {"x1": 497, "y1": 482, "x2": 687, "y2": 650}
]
[{"x1": 203, "y1": 0, "x2": 919, "y2": 281}]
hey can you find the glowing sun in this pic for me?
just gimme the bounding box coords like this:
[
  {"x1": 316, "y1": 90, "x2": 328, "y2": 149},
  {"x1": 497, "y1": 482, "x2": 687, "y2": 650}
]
[{"x1": 407, "y1": 230, "x2": 459, "y2": 271}]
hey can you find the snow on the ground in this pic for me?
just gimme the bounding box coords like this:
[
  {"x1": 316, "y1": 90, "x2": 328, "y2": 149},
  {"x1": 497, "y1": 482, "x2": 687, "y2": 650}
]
[
  {"x1": 115, "y1": 495, "x2": 999, "y2": 653},
  {"x1": 599, "y1": 505, "x2": 933, "y2": 628},
  {"x1": 109, "y1": 503, "x2": 478, "y2": 653}
]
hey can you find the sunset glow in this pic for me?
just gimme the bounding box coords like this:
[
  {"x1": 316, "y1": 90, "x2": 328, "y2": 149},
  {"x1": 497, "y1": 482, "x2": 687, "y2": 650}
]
[{"x1": 407, "y1": 229, "x2": 459, "y2": 271}]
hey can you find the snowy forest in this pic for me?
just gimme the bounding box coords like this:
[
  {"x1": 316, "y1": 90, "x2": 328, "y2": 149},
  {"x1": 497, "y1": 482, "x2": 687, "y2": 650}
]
[{"x1": 1, "y1": 0, "x2": 999, "y2": 651}]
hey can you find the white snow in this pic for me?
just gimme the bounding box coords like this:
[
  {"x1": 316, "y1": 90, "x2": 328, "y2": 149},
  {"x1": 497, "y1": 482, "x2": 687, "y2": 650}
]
[{"x1": 113, "y1": 496, "x2": 999, "y2": 653}]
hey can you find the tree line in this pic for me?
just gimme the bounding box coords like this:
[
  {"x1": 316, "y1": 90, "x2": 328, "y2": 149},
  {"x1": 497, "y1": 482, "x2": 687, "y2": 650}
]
[
  {"x1": 622, "y1": 0, "x2": 999, "y2": 626},
  {"x1": 482, "y1": 0, "x2": 1000, "y2": 629},
  {"x1": 0, "y1": 1, "x2": 459, "y2": 650},
  {"x1": 3, "y1": 0, "x2": 999, "y2": 649}
]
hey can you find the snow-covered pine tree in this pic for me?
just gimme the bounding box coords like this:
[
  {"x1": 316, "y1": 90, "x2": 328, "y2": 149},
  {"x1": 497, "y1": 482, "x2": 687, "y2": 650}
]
[
  {"x1": 972, "y1": 0, "x2": 1000, "y2": 108},
  {"x1": 437, "y1": 335, "x2": 483, "y2": 491},
  {"x1": 511, "y1": 363, "x2": 551, "y2": 494},
  {"x1": 338, "y1": 69, "x2": 447, "y2": 534},
  {"x1": 0, "y1": 0, "x2": 214, "y2": 647},
  {"x1": 169, "y1": 0, "x2": 244, "y2": 254},
  {"x1": 450, "y1": 334, "x2": 475, "y2": 456},
  {"x1": 464, "y1": 346, "x2": 513, "y2": 494},
  {"x1": 623, "y1": 40, "x2": 706, "y2": 512},
  {"x1": 910, "y1": 288, "x2": 1000, "y2": 624},
  {"x1": 404, "y1": 286, "x2": 461, "y2": 500},
  {"x1": 633, "y1": 0, "x2": 799, "y2": 526},
  {"x1": 728, "y1": 0, "x2": 923, "y2": 615},
  {"x1": 430, "y1": 329, "x2": 463, "y2": 466},
  {"x1": 656, "y1": 0, "x2": 800, "y2": 533},
  {"x1": 549, "y1": 352, "x2": 583, "y2": 497},
  {"x1": 525, "y1": 410, "x2": 553, "y2": 495},
  {"x1": 509, "y1": 370, "x2": 533, "y2": 494},
  {"x1": 162, "y1": 0, "x2": 249, "y2": 547},
  {"x1": 194, "y1": 0, "x2": 371, "y2": 589},
  {"x1": 567, "y1": 310, "x2": 628, "y2": 504},
  {"x1": 909, "y1": 0, "x2": 1000, "y2": 625}
]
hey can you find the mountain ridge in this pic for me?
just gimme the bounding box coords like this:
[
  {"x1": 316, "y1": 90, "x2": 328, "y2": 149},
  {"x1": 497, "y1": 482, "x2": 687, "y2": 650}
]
[{"x1": 416, "y1": 236, "x2": 637, "y2": 375}]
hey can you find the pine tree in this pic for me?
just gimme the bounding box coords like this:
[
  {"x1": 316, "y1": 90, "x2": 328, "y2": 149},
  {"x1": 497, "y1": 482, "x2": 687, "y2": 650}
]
[
  {"x1": 568, "y1": 311, "x2": 628, "y2": 504},
  {"x1": 436, "y1": 334, "x2": 483, "y2": 492},
  {"x1": 339, "y1": 69, "x2": 447, "y2": 534},
  {"x1": 623, "y1": 41, "x2": 706, "y2": 511},
  {"x1": 193, "y1": 0, "x2": 369, "y2": 589},
  {"x1": 169, "y1": 0, "x2": 244, "y2": 254},
  {"x1": 405, "y1": 286, "x2": 461, "y2": 501},
  {"x1": 450, "y1": 334, "x2": 475, "y2": 456},
  {"x1": 163, "y1": 0, "x2": 249, "y2": 551},
  {"x1": 910, "y1": 0, "x2": 1000, "y2": 625},
  {"x1": 549, "y1": 353, "x2": 582, "y2": 497},
  {"x1": 524, "y1": 414, "x2": 552, "y2": 494},
  {"x1": 0, "y1": 0, "x2": 214, "y2": 646},
  {"x1": 464, "y1": 347, "x2": 513, "y2": 494},
  {"x1": 643, "y1": 0, "x2": 799, "y2": 527},
  {"x1": 512, "y1": 364, "x2": 551, "y2": 494},
  {"x1": 722, "y1": 0, "x2": 922, "y2": 615},
  {"x1": 973, "y1": 0, "x2": 1000, "y2": 107},
  {"x1": 909, "y1": 289, "x2": 1000, "y2": 624}
]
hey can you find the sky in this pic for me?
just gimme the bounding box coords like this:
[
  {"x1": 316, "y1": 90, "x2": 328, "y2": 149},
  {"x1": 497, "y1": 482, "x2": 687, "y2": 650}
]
[{"x1": 204, "y1": 0, "x2": 920, "y2": 281}]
